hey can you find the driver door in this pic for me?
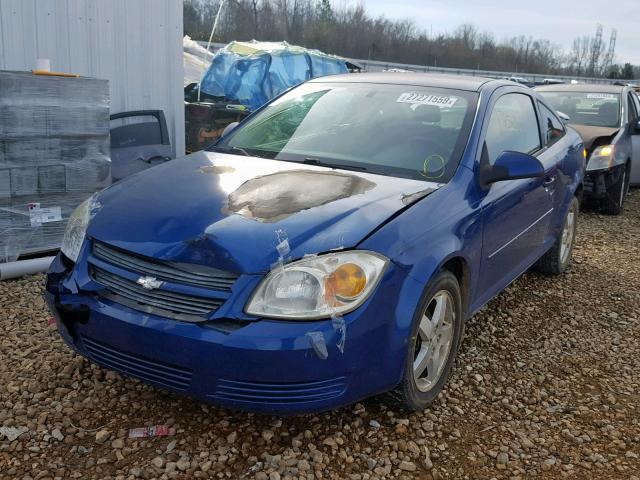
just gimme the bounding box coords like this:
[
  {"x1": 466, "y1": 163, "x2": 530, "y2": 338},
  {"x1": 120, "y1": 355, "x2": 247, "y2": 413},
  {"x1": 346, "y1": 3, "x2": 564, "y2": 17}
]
[{"x1": 476, "y1": 90, "x2": 555, "y2": 303}]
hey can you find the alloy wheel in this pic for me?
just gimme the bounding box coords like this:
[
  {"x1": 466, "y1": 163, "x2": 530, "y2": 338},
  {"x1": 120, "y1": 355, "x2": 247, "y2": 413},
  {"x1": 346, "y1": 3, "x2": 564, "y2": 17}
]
[
  {"x1": 413, "y1": 290, "x2": 455, "y2": 392},
  {"x1": 560, "y1": 202, "x2": 577, "y2": 265}
]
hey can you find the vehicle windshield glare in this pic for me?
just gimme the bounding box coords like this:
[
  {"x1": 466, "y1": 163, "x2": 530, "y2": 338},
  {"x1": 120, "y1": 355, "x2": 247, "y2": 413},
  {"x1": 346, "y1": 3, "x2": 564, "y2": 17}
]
[
  {"x1": 213, "y1": 82, "x2": 478, "y2": 182},
  {"x1": 538, "y1": 91, "x2": 621, "y2": 128}
]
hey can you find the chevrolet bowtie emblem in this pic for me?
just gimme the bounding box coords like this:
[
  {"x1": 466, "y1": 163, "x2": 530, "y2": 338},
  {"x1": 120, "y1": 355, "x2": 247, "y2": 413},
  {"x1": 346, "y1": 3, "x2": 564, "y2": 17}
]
[{"x1": 136, "y1": 276, "x2": 164, "y2": 290}]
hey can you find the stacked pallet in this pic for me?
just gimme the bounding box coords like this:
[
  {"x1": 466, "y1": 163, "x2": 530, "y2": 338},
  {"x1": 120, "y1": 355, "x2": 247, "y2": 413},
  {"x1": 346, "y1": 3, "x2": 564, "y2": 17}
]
[{"x1": 0, "y1": 71, "x2": 111, "y2": 262}]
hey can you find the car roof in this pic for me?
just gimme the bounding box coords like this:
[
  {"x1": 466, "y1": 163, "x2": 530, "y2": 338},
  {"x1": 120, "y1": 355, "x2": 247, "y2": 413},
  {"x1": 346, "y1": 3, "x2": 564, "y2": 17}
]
[
  {"x1": 535, "y1": 83, "x2": 624, "y2": 94},
  {"x1": 309, "y1": 72, "x2": 499, "y2": 92}
]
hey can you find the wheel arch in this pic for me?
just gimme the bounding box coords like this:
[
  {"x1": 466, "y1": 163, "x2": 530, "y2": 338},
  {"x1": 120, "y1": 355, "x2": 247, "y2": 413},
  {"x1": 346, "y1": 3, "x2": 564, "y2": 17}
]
[
  {"x1": 575, "y1": 182, "x2": 584, "y2": 203},
  {"x1": 439, "y1": 256, "x2": 471, "y2": 320}
]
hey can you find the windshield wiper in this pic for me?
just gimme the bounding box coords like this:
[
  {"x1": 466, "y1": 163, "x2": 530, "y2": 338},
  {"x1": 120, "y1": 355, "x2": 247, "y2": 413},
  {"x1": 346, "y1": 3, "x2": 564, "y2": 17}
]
[
  {"x1": 212, "y1": 145, "x2": 250, "y2": 156},
  {"x1": 302, "y1": 157, "x2": 368, "y2": 171}
]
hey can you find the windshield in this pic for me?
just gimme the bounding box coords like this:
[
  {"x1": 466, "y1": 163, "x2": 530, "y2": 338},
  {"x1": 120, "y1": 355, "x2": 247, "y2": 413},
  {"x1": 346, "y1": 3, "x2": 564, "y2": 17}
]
[
  {"x1": 213, "y1": 82, "x2": 478, "y2": 182},
  {"x1": 538, "y1": 91, "x2": 621, "y2": 128}
]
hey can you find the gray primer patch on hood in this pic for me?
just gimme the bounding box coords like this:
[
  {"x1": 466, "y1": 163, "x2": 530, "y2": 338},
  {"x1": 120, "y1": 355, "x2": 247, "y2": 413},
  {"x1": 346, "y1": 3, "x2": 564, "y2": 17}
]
[
  {"x1": 224, "y1": 169, "x2": 376, "y2": 222},
  {"x1": 198, "y1": 165, "x2": 236, "y2": 174},
  {"x1": 401, "y1": 186, "x2": 439, "y2": 206}
]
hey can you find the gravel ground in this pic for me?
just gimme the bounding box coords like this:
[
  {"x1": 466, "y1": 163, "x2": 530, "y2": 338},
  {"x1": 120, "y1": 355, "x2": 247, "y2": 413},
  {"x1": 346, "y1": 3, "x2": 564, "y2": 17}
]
[{"x1": 2, "y1": 192, "x2": 640, "y2": 480}]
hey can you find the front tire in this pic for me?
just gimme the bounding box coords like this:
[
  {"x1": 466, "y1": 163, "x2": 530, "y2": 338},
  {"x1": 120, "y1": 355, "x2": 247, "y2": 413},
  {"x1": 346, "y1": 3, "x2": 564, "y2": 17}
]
[
  {"x1": 535, "y1": 196, "x2": 578, "y2": 274},
  {"x1": 601, "y1": 164, "x2": 629, "y2": 215},
  {"x1": 388, "y1": 270, "x2": 464, "y2": 411}
]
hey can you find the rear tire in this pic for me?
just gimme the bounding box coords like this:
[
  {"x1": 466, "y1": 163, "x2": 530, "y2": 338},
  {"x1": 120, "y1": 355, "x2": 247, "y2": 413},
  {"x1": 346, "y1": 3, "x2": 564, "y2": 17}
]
[
  {"x1": 601, "y1": 164, "x2": 629, "y2": 215},
  {"x1": 387, "y1": 270, "x2": 464, "y2": 411},
  {"x1": 535, "y1": 196, "x2": 578, "y2": 274}
]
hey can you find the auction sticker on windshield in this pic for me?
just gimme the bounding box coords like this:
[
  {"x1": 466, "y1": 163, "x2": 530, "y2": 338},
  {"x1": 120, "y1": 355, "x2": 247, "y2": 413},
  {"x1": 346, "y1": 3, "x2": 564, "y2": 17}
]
[
  {"x1": 586, "y1": 93, "x2": 617, "y2": 99},
  {"x1": 397, "y1": 92, "x2": 458, "y2": 108}
]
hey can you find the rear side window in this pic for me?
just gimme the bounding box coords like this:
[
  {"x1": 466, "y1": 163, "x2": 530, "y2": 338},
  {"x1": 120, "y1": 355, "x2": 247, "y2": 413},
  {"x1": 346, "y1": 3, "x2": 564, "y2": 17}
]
[
  {"x1": 485, "y1": 93, "x2": 541, "y2": 164},
  {"x1": 538, "y1": 102, "x2": 565, "y2": 147}
]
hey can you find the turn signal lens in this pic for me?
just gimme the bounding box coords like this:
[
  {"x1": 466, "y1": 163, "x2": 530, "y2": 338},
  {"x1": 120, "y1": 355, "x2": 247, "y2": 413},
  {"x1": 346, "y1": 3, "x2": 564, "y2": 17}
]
[{"x1": 325, "y1": 263, "x2": 366, "y2": 301}]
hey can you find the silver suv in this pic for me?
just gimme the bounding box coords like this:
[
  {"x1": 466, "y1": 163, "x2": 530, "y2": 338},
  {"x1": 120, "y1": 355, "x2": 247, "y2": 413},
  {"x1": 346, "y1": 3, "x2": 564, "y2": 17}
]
[{"x1": 536, "y1": 84, "x2": 640, "y2": 215}]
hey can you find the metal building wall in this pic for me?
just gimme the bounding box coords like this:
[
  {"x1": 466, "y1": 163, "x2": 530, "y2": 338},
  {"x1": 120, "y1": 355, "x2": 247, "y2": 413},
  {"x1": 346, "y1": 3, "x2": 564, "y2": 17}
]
[{"x1": 0, "y1": 0, "x2": 185, "y2": 156}]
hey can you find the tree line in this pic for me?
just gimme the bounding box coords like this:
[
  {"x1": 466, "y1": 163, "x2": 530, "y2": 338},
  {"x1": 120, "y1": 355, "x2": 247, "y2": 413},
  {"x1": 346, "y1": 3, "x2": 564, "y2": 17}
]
[{"x1": 184, "y1": 0, "x2": 639, "y2": 79}]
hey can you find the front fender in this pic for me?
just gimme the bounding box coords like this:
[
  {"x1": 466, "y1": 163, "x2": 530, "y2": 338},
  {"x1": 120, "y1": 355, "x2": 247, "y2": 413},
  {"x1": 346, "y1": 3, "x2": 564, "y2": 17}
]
[
  {"x1": 360, "y1": 174, "x2": 484, "y2": 327},
  {"x1": 376, "y1": 238, "x2": 480, "y2": 387},
  {"x1": 556, "y1": 131, "x2": 586, "y2": 235},
  {"x1": 393, "y1": 239, "x2": 479, "y2": 317}
]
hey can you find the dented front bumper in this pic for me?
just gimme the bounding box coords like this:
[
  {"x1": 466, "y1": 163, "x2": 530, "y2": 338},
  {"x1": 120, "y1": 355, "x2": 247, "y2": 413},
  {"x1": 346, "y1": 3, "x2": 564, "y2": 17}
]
[
  {"x1": 45, "y1": 252, "x2": 413, "y2": 414},
  {"x1": 583, "y1": 165, "x2": 624, "y2": 200}
]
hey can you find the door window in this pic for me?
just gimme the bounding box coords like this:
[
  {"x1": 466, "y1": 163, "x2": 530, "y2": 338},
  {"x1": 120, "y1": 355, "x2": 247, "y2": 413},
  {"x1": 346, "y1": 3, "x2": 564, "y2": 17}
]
[
  {"x1": 485, "y1": 93, "x2": 541, "y2": 164},
  {"x1": 538, "y1": 102, "x2": 565, "y2": 147},
  {"x1": 632, "y1": 92, "x2": 640, "y2": 117},
  {"x1": 628, "y1": 92, "x2": 638, "y2": 122}
]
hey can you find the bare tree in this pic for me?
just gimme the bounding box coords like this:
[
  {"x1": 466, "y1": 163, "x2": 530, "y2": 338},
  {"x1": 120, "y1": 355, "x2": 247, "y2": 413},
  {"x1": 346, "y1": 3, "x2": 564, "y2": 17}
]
[
  {"x1": 568, "y1": 36, "x2": 590, "y2": 75},
  {"x1": 183, "y1": 0, "x2": 635, "y2": 78}
]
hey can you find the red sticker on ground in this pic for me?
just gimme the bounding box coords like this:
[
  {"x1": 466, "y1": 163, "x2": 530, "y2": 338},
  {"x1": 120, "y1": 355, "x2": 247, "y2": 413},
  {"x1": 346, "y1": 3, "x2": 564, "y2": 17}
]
[{"x1": 128, "y1": 425, "x2": 170, "y2": 438}]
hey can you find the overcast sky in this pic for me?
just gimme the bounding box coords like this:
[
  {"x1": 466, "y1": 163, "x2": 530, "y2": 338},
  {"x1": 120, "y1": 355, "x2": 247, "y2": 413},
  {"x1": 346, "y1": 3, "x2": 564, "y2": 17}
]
[{"x1": 357, "y1": 0, "x2": 640, "y2": 65}]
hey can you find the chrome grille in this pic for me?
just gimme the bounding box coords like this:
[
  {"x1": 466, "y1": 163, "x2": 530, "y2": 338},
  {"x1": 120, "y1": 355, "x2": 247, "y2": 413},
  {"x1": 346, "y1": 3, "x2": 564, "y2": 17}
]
[
  {"x1": 92, "y1": 241, "x2": 238, "y2": 292},
  {"x1": 91, "y1": 265, "x2": 223, "y2": 321}
]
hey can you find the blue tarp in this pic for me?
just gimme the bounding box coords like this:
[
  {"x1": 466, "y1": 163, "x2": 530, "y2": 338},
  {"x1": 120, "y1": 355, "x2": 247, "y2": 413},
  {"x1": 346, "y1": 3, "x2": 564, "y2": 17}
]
[{"x1": 200, "y1": 41, "x2": 348, "y2": 111}]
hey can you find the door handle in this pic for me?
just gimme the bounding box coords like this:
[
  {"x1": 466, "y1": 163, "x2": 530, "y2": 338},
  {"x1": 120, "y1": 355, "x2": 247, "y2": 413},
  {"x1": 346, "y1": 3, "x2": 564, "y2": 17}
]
[{"x1": 543, "y1": 176, "x2": 556, "y2": 187}]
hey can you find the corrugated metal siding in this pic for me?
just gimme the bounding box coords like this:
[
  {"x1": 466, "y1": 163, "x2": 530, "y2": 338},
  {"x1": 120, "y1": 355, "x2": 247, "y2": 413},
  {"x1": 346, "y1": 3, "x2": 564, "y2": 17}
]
[{"x1": 0, "y1": 0, "x2": 185, "y2": 156}]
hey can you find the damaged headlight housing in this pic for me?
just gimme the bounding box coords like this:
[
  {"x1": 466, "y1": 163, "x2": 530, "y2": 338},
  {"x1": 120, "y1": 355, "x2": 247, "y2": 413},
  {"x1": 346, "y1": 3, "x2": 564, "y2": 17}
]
[
  {"x1": 587, "y1": 145, "x2": 615, "y2": 171},
  {"x1": 60, "y1": 194, "x2": 100, "y2": 262},
  {"x1": 245, "y1": 251, "x2": 388, "y2": 319}
]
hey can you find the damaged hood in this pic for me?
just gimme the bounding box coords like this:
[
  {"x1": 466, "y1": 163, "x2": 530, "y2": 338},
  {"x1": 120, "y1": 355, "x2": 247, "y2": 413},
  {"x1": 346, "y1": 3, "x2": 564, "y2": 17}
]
[
  {"x1": 87, "y1": 152, "x2": 439, "y2": 273},
  {"x1": 570, "y1": 124, "x2": 619, "y2": 152}
]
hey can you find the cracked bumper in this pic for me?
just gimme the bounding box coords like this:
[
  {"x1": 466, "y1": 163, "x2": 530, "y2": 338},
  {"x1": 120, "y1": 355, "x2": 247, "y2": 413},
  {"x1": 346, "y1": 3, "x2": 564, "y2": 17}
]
[{"x1": 583, "y1": 166, "x2": 624, "y2": 199}]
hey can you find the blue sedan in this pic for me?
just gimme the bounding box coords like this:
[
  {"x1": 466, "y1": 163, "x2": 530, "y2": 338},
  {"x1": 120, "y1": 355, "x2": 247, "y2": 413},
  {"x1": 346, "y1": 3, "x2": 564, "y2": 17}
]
[{"x1": 45, "y1": 73, "x2": 585, "y2": 414}]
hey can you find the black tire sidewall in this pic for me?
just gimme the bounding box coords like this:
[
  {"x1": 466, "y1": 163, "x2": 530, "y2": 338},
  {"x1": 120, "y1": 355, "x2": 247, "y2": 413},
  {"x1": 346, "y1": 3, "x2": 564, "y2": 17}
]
[
  {"x1": 618, "y1": 168, "x2": 627, "y2": 209},
  {"x1": 602, "y1": 164, "x2": 627, "y2": 214},
  {"x1": 400, "y1": 270, "x2": 464, "y2": 410},
  {"x1": 622, "y1": 165, "x2": 630, "y2": 199}
]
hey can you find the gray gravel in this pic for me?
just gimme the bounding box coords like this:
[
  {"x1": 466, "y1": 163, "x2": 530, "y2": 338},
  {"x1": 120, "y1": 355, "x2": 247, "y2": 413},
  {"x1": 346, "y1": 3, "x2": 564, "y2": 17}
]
[{"x1": 2, "y1": 192, "x2": 640, "y2": 480}]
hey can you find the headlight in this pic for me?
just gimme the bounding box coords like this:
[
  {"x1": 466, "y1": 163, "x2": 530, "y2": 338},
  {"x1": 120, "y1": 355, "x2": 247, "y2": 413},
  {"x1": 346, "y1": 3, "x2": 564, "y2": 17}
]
[
  {"x1": 245, "y1": 251, "x2": 388, "y2": 319},
  {"x1": 587, "y1": 145, "x2": 614, "y2": 171},
  {"x1": 60, "y1": 194, "x2": 100, "y2": 262}
]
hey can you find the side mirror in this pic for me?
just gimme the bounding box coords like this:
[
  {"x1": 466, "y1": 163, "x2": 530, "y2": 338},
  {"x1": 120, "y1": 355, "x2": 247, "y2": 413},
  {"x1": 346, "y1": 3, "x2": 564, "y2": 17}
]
[
  {"x1": 633, "y1": 119, "x2": 640, "y2": 135},
  {"x1": 556, "y1": 111, "x2": 570, "y2": 123},
  {"x1": 222, "y1": 122, "x2": 239, "y2": 137},
  {"x1": 481, "y1": 151, "x2": 544, "y2": 185}
]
